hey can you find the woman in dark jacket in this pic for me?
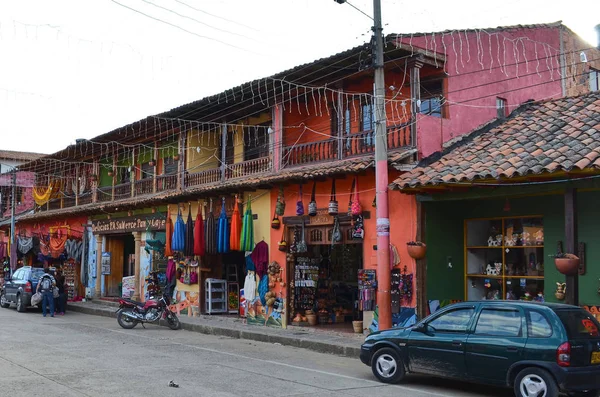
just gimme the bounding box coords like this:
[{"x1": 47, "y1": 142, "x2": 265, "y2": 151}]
[{"x1": 54, "y1": 269, "x2": 67, "y2": 315}]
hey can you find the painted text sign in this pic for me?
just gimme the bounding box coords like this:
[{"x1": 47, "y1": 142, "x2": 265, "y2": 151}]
[{"x1": 92, "y1": 216, "x2": 166, "y2": 234}]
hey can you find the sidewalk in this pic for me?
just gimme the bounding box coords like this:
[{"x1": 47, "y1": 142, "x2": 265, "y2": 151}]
[{"x1": 67, "y1": 300, "x2": 364, "y2": 358}]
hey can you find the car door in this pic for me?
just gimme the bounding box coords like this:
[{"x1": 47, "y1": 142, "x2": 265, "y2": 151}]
[
  {"x1": 465, "y1": 305, "x2": 527, "y2": 384},
  {"x1": 408, "y1": 305, "x2": 477, "y2": 379},
  {"x1": 6, "y1": 269, "x2": 23, "y2": 302}
]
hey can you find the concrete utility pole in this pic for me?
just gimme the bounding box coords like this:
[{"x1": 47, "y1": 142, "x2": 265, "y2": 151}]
[
  {"x1": 372, "y1": 0, "x2": 391, "y2": 331},
  {"x1": 10, "y1": 169, "x2": 16, "y2": 270},
  {"x1": 334, "y1": 0, "x2": 391, "y2": 330}
]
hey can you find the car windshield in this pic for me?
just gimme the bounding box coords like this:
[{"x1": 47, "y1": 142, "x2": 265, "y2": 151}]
[
  {"x1": 556, "y1": 309, "x2": 600, "y2": 339},
  {"x1": 30, "y1": 269, "x2": 46, "y2": 281}
]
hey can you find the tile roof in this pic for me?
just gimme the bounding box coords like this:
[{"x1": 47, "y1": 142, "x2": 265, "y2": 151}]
[
  {"x1": 391, "y1": 92, "x2": 600, "y2": 191},
  {"x1": 0, "y1": 150, "x2": 44, "y2": 162},
  {"x1": 19, "y1": 149, "x2": 416, "y2": 222}
]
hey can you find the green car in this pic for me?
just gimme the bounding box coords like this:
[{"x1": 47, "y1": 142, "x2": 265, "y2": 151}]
[{"x1": 360, "y1": 301, "x2": 600, "y2": 397}]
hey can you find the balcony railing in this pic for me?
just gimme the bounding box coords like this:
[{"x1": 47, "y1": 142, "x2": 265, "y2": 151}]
[
  {"x1": 157, "y1": 174, "x2": 177, "y2": 191},
  {"x1": 186, "y1": 168, "x2": 221, "y2": 187},
  {"x1": 282, "y1": 139, "x2": 338, "y2": 167},
  {"x1": 114, "y1": 182, "x2": 132, "y2": 200},
  {"x1": 134, "y1": 178, "x2": 153, "y2": 196},
  {"x1": 226, "y1": 157, "x2": 272, "y2": 180},
  {"x1": 97, "y1": 186, "x2": 113, "y2": 202},
  {"x1": 79, "y1": 193, "x2": 93, "y2": 206}
]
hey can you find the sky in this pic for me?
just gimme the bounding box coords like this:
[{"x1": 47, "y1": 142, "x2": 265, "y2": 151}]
[{"x1": 0, "y1": 0, "x2": 598, "y2": 155}]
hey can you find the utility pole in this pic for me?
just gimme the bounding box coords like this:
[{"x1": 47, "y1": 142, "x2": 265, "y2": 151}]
[
  {"x1": 372, "y1": 0, "x2": 391, "y2": 331},
  {"x1": 335, "y1": 0, "x2": 391, "y2": 330},
  {"x1": 10, "y1": 169, "x2": 16, "y2": 270}
]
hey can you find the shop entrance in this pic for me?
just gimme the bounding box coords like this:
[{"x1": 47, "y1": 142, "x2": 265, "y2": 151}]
[
  {"x1": 105, "y1": 234, "x2": 135, "y2": 297},
  {"x1": 290, "y1": 224, "x2": 363, "y2": 332}
]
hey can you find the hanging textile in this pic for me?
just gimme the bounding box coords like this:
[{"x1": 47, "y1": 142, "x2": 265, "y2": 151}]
[
  {"x1": 0, "y1": 242, "x2": 6, "y2": 259},
  {"x1": 166, "y1": 258, "x2": 176, "y2": 284},
  {"x1": 230, "y1": 196, "x2": 242, "y2": 251},
  {"x1": 50, "y1": 232, "x2": 68, "y2": 258},
  {"x1": 65, "y1": 239, "x2": 83, "y2": 260},
  {"x1": 217, "y1": 197, "x2": 230, "y2": 254},
  {"x1": 31, "y1": 236, "x2": 40, "y2": 255},
  {"x1": 164, "y1": 210, "x2": 174, "y2": 257},
  {"x1": 33, "y1": 180, "x2": 62, "y2": 206},
  {"x1": 193, "y1": 202, "x2": 205, "y2": 256},
  {"x1": 240, "y1": 195, "x2": 255, "y2": 252},
  {"x1": 205, "y1": 200, "x2": 217, "y2": 255},
  {"x1": 244, "y1": 270, "x2": 257, "y2": 302},
  {"x1": 250, "y1": 240, "x2": 269, "y2": 279},
  {"x1": 17, "y1": 236, "x2": 33, "y2": 255},
  {"x1": 185, "y1": 203, "x2": 195, "y2": 257},
  {"x1": 171, "y1": 206, "x2": 186, "y2": 253}
]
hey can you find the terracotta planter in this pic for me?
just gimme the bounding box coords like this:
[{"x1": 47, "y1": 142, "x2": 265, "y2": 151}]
[
  {"x1": 554, "y1": 257, "x2": 580, "y2": 275},
  {"x1": 173, "y1": 155, "x2": 180, "y2": 161},
  {"x1": 305, "y1": 313, "x2": 317, "y2": 326},
  {"x1": 407, "y1": 244, "x2": 427, "y2": 260}
]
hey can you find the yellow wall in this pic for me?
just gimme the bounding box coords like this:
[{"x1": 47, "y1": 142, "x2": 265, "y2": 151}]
[
  {"x1": 242, "y1": 189, "x2": 271, "y2": 243},
  {"x1": 232, "y1": 113, "x2": 271, "y2": 164},
  {"x1": 186, "y1": 129, "x2": 220, "y2": 173}
]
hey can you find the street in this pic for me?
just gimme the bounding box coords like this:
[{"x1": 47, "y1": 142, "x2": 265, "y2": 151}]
[{"x1": 0, "y1": 307, "x2": 512, "y2": 397}]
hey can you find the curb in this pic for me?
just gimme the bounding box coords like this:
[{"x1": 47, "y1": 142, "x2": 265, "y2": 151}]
[{"x1": 67, "y1": 303, "x2": 361, "y2": 359}]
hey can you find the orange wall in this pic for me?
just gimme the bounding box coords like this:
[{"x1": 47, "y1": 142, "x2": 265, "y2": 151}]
[{"x1": 269, "y1": 171, "x2": 417, "y2": 308}]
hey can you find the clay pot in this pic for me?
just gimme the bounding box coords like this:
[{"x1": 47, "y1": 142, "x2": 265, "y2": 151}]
[
  {"x1": 352, "y1": 321, "x2": 363, "y2": 333},
  {"x1": 554, "y1": 256, "x2": 580, "y2": 275},
  {"x1": 305, "y1": 313, "x2": 317, "y2": 326},
  {"x1": 407, "y1": 244, "x2": 427, "y2": 260},
  {"x1": 107, "y1": 171, "x2": 114, "y2": 177},
  {"x1": 555, "y1": 292, "x2": 565, "y2": 301}
]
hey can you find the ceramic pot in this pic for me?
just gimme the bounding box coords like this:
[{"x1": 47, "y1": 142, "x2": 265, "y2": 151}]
[
  {"x1": 407, "y1": 244, "x2": 427, "y2": 260},
  {"x1": 554, "y1": 257, "x2": 580, "y2": 275},
  {"x1": 352, "y1": 320, "x2": 363, "y2": 333},
  {"x1": 305, "y1": 313, "x2": 317, "y2": 326},
  {"x1": 555, "y1": 292, "x2": 565, "y2": 300}
]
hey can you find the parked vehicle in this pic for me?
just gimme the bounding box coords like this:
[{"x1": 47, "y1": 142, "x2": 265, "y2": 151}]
[
  {"x1": 360, "y1": 301, "x2": 600, "y2": 397},
  {"x1": 0, "y1": 267, "x2": 45, "y2": 312},
  {"x1": 116, "y1": 291, "x2": 180, "y2": 330}
]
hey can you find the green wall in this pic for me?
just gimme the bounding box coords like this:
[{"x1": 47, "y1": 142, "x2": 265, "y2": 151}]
[
  {"x1": 575, "y1": 190, "x2": 600, "y2": 305},
  {"x1": 423, "y1": 193, "x2": 578, "y2": 304}
]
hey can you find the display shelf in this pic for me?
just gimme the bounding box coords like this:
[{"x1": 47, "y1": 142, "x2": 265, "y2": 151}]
[
  {"x1": 205, "y1": 278, "x2": 227, "y2": 314},
  {"x1": 465, "y1": 216, "x2": 545, "y2": 302}
]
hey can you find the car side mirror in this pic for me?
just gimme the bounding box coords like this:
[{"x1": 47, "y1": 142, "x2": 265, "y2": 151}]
[{"x1": 413, "y1": 323, "x2": 427, "y2": 333}]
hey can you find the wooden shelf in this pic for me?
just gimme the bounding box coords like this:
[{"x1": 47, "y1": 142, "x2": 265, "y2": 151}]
[
  {"x1": 504, "y1": 275, "x2": 544, "y2": 280},
  {"x1": 467, "y1": 274, "x2": 501, "y2": 278},
  {"x1": 467, "y1": 246, "x2": 503, "y2": 249},
  {"x1": 505, "y1": 245, "x2": 544, "y2": 249}
]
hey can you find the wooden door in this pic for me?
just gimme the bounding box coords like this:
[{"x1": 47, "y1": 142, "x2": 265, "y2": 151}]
[{"x1": 105, "y1": 237, "x2": 124, "y2": 297}]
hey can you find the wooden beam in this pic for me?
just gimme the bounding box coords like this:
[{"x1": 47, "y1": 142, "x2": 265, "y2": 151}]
[
  {"x1": 564, "y1": 188, "x2": 579, "y2": 306},
  {"x1": 415, "y1": 201, "x2": 427, "y2": 321}
]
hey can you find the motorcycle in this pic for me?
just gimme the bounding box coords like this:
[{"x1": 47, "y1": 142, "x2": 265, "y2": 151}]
[{"x1": 116, "y1": 290, "x2": 181, "y2": 330}]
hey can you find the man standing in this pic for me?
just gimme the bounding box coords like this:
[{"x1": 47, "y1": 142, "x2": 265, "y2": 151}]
[{"x1": 36, "y1": 268, "x2": 56, "y2": 317}]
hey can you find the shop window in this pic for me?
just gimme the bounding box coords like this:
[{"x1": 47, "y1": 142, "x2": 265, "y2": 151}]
[
  {"x1": 474, "y1": 309, "x2": 523, "y2": 337},
  {"x1": 496, "y1": 97, "x2": 508, "y2": 119},
  {"x1": 141, "y1": 162, "x2": 154, "y2": 179},
  {"x1": 528, "y1": 311, "x2": 553, "y2": 338},
  {"x1": 420, "y1": 77, "x2": 444, "y2": 118},
  {"x1": 428, "y1": 308, "x2": 475, "y2": 332},
  {"x1": 590, "y1": 68, "x2": 599, "y2": 92}
]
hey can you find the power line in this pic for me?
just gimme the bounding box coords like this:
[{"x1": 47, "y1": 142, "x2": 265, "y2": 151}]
[{"x1": 171, "y1": 0, "x2": 260, "y2": 33}]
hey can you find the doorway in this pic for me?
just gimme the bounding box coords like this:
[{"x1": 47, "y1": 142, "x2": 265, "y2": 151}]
[{"x1": 105, "y1": 234, "x2": 135, "y2": 297}]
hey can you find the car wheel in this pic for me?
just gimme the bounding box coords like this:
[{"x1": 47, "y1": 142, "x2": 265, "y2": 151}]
[
  {"x1": 0, "y1": 291, "x2": 9, "y2": 308},
  {"x1": 514, "y1": 367, "x2": 558, "y2": 397},
  {"x1": 16, "y1": 294, "x2": 26, "y2": 313},
  {"x1": 371, "y1": 347, "x2": 405, "y2": 384}
]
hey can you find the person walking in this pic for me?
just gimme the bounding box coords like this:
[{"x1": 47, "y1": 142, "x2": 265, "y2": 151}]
[
  {"x1": 54, "y1": 269, "x2": 67, "y2": 315},
  {"x1": 36, "y1": 268, "x2": 56, "y2": 317}
]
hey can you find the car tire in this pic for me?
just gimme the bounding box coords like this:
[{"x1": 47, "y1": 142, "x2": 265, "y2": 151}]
[
  {"x1": 371, "y1": 347, "x2": 405, "y2": 384},
  {"x1": 0, "y1": 291, "x2": 9, "y2": 308},
  {"x1": 514, "y1": 367, "x2": 558, "y2": 397},
  {"x1": 16, "y1": 294, "x2": 26, "y2": 313}
]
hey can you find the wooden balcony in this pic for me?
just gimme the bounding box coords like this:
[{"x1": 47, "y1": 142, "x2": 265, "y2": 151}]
[
  {"x1": 97, "y1": 186, "x2": 113, "y2": 202},
  {"x1": 283, "y1": 139, "x2": 338, "y2": 167},
  {"x1": 225, "y1": 157, "x2": 272, "y2": 180},
  {"x1": 186, "y1": 168, "x2": 221, "y2": 187},
  {"x1": 134, "y1": 178, "x2": 153, "y2": 196},
  {"x1": 157, "y1": 174, "x2": 177, "y2": 191}
]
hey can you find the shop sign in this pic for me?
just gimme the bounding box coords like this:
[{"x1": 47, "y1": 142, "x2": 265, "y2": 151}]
[
  {"x1": 308, "y1": 208, "x2": 334, "y2": 226},
  {"x1": 92, "y1": 215, "x2": 166, "y2": 234},
  {"x1": 101, "y1": 253, "x2": 111, "y2": 275}
]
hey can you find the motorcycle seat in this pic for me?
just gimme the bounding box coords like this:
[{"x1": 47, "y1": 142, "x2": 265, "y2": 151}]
[{"x1": 122, "y1": 298, "x2": 145, "y2": 306}]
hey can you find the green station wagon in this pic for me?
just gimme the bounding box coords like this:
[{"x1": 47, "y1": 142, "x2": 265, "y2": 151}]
[{"x1": 360, "y1": 301, "x2": 600, "y2": 397}]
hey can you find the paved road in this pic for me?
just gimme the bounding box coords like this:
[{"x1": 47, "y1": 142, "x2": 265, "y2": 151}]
[{"x1": 0, "y1": 306, "x2": 513, "y2": 397}]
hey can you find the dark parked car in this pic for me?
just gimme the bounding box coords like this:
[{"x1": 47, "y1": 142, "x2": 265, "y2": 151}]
[
  {"x1": 0, "y1": 266, "x2": 45, "y2": 312},
  {"x1": 360, "y1": 301, "x2": 600, "y2": 397}
]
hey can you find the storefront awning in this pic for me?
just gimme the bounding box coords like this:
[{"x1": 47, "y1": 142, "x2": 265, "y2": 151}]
[{"x1": 391, "y1": 93, "x2": 600, "y2": 193}]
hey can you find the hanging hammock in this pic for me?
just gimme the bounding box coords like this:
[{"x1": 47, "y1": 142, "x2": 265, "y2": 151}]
[
  {"x1": 17, "y1": 236, "x2": 33, "y2": 255},
  {"x1": 33, "y1": 180, "x2": 62, "y2": 206},
  {"x1": 171, "y1": 206, "x2": 186, "y2": 253},
  {"x1": 164, "y1": 209, "x2": 173, "y2": 257},
  {"x1": 217, "y1": 197, "x2": 230, "y2": 254},
  {"x1": 193, "y1": 201, "x2": 205, "y2": 256},
  {"x1": 240, "y1": 195, "x2": 255, "y2": 252},
  {"x1": 205, "y1": 199, "x2": 217, "y2": 255},
  {"x1": 230, "y1": 196, "x2": 242, "y2": 251},
  {"x1": 185, "y1": 203, "x2": 195, "y2": 257}
]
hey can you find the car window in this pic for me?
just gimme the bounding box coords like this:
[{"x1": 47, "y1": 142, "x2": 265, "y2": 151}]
[
  {"x1": 556, "y1": 309, "x2": 600, "y2": 339},
  {"x1": 528, "y1": 310, "x2": 553, "y2": 338},
  {"x1": 428, "y1": 308, "x2": 475, "y2": 332},
  {"x1": 11, "y1": 269, "x2": 23, "y2": 280},
  {"x1": 474, "y1": 308, "x2": 523, "y2": 337},
  {"x1": 31, "y1": 269, "x2": 45, "y2": 281}
]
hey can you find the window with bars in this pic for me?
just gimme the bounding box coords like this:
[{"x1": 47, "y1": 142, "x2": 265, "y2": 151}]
[
  {"x1": 420, "y1": 77, "x2": 445, "y2": 118},
  {"x1": 243, "y1": 123, "x2": 270, "y2": 161},
  {"x1": 496, "y1": 97, "x2": 508, "y2": 119},
  {"x1": 590, "y1": 68, "x2": 600, "y2": 92},
  {"x1": 141, "y1": 162, "x2": 154, "y2": 179}
]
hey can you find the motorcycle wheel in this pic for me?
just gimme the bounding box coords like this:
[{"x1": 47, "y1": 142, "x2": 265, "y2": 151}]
[
  {"x1": 117, "y1": 310, "x2": 138, "y2": 329},
  {"x1": 166, "y1": 312, "x2": 181, "y2": 330}
]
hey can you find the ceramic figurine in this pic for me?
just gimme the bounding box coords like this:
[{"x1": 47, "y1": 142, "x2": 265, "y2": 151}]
[
  {"x1": 555, "y1": 283, "x2": 566, "y2": 300},
  {"x1": 534, "y1": 230, "x2": 544, "y2": 245},
  {"x1": 522, "y1": 291, "x2": 533, "y2": 301},
  {"x1": 495, "y1": 235, "x2": 503, "y2": 246},
  {"x1": 506, "y1": 289, "x2": 516, "y2": 300},
  {"x1": 507, "y1": 263, "x2": 514, "y2": 276},
  {"x1": 534, "y1": 292, "x2": 545, "y2": 303},
  {"x1": 505, "y1": 235, "x2": 515, "y2": 247},
  {"x1": 487, "y1": 236, "x2": 495, "y2": 247},
  {"x1": 495, "y1": 262, "x2": 502, "y2": 275},
  {"x1": 523, "y1": 232, "x2": 531, "y2": 245}
]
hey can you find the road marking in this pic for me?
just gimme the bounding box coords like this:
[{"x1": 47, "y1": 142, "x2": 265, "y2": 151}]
[{"x1": 77, "y1": 321, "x2": 457, "y2": 397}]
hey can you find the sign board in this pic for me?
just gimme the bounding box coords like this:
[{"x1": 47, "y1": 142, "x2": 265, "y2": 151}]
[
  {"x1": 308, "y1": 208, "x2": 334, "y2": 226},
  {"x1": 101, "y1": 253, "x2": 111, "y2": 275},
  {"x1": 92, "y1": 215, "x2": 166, "y2": 234}
]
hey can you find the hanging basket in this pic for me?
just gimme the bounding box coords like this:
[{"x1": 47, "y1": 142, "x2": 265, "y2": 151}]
[
  {"x1": 407, "y1": 243, "x2": 427, "y2": 260},
  {"x1": 308, "y1": 181, "x2": 318, "y2": 216},
  {"x1": 554, "y1": 254, "x2": 580, "y2": 275}
]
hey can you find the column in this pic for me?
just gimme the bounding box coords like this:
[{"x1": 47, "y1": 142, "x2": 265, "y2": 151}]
[
  {"x1": 132, "y1": 232, "x2": 142, "y2": 301},
  {"x1": 409, "y1": 56, "x2": 423, "y2": 149},
  {"x1": 564, "y1": 188, "x2": 579, "y2": 306},
  {"x1": 271, "y1": 104, "x2": 283, "y2": 172},
  {"x1": 95, "y1": 235, "x2": 103, "y2": 298}
]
